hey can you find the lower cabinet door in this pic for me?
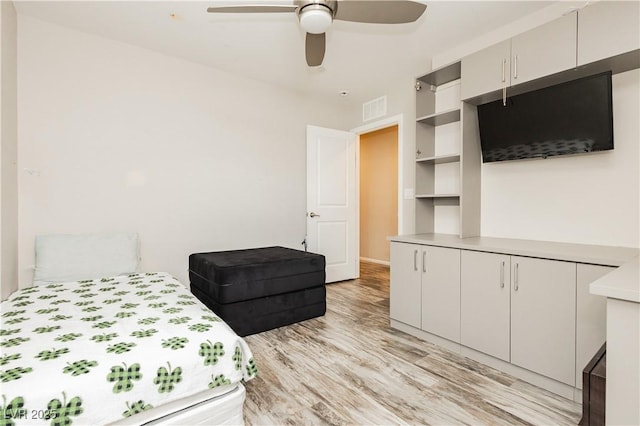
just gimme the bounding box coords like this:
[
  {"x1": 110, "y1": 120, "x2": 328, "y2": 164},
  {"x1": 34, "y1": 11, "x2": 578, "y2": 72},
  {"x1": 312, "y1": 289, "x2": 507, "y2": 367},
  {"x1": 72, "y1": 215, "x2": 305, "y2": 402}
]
[
  {"x1": 461, "y1": 250, "x2": 511, "y2": 361},
  {"x1": 390, "y1": 242, "x2": 421, "y2": 328},
  {"x1": 510, "y1": 256, "x2": 576, "y2": 386},
  {"x1": 421, "y1": 246, "x2": 461, "y2": 343}
]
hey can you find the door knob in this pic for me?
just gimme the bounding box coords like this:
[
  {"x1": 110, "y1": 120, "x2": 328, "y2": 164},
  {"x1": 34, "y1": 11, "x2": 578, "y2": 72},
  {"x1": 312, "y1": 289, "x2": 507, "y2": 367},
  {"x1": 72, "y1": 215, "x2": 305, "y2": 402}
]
[{"x1": 309, "y1": 212, "x2": 320, "y2": 218}]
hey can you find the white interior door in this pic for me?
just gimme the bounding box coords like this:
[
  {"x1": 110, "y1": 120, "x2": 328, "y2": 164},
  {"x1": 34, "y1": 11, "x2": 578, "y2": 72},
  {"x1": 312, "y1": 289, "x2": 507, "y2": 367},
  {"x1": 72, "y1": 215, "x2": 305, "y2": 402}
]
[{"x1": 306, "y1": 125, "x2": 358, "y2": 283}]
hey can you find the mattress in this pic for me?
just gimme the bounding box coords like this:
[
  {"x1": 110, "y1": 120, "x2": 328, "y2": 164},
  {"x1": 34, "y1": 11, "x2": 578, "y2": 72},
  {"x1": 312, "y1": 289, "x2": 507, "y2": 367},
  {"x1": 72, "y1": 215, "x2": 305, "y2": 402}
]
[
  {"x1": 0, "y1": 272, "x2": 256, "y2": 425},
  {"x1": 189, "y1": 246, "x2": 326, "y2": 303},
  {"x1": 110, "y1": 383, "x2": 245, "y2": 425},
  {"x1": 191, "y1": 285, "x2": 326, "y2": 336}
]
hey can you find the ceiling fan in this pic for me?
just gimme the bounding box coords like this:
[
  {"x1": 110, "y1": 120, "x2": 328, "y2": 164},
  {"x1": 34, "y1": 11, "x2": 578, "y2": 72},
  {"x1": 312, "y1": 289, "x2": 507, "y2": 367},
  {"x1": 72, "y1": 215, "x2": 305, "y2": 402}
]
[{"x1": 206, "y1": 1, "x2": 427, "y2": 66}]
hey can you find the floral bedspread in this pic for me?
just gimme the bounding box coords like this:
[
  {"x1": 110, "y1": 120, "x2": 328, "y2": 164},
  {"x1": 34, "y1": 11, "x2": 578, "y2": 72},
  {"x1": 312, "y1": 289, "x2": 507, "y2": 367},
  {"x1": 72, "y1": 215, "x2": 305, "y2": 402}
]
[{"x1": 0, "y1": 272, "x2": 256, "y2": 425}]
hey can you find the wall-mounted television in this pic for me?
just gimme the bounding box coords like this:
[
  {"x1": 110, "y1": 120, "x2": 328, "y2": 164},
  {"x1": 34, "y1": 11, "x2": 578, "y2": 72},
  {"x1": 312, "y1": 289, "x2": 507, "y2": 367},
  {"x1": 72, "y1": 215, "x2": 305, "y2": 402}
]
[{"x1": 477, "y1": 72, "x2": 614, "y2": 163}]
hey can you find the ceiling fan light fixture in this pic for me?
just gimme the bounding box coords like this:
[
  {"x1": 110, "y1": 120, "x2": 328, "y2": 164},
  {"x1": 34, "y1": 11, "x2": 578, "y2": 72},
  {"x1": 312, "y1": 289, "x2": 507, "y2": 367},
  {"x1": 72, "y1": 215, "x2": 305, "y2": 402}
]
[{"x1": 299, "y1": 6, "x2": 333, "y2": 34}]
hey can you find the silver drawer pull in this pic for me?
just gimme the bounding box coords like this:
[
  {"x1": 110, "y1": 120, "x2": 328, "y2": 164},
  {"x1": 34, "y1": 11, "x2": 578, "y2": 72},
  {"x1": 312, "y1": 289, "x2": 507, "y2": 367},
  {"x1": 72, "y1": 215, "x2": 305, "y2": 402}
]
[
  {"x1": 422, "y1": 251, "x2": 426, "y2": 273},
  {"x1": 413, "y1": 249, "x2": 418, "y2": 271},
  {"x1": 514, "y1": 263, "x2": 519, "y2": 291},
  {"x1": 500, "y1": 261, "x2": 505, "y2": 288}
]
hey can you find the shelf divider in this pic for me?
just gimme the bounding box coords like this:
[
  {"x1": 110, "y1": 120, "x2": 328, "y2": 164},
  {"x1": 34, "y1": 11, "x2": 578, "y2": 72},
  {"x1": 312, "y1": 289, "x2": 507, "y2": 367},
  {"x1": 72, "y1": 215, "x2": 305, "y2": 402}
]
[
  {"x1": 418, "y1": 61, "x2": 461, "y2": 87},
  {"x1": 417, "y1": 108, "x2": 460, "y2": 126},
  {"x1": 416, "y1": 154, "x2": 461, "y2": 165}
]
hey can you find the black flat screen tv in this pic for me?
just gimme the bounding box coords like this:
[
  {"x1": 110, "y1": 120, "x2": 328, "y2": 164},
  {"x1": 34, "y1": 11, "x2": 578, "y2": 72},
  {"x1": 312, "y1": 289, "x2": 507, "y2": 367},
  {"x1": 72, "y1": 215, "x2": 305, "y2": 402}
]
[{"x1": 477, "y1": 72, "x2": 614, "y2": 163}]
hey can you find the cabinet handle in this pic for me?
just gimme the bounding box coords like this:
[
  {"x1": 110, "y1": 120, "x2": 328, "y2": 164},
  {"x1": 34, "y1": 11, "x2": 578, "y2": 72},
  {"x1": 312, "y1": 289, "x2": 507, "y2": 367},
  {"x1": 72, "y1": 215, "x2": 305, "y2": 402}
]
[
  {"x1": 502, "y1": 58, "x2": 507, "y2": 106},
  {"x1": 513, "y1": 54, "x2": 518, "y2": 79},
  {"x1": 422, "y1": 251, "x2": 427, "y2": 273},
  {"x1": 514, "y1": 263, "x2": 519, "y2": 291},
  {"x1": 413, "y1": 249, "x2": 418, "y2": 271},
  {"x1": 500, "y1": 261, "x2": 505, "y2": 288}
]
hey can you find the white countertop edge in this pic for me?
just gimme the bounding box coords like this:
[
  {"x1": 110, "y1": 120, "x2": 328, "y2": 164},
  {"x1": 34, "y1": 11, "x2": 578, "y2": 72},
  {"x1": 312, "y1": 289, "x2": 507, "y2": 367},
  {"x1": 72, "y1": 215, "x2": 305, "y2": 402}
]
[
  {"x1": 590, "y1": 256, "x2": 640, "y2": 303},
  {"x1": 389, "y1": 234, "x2": 639, "y2": 267}
]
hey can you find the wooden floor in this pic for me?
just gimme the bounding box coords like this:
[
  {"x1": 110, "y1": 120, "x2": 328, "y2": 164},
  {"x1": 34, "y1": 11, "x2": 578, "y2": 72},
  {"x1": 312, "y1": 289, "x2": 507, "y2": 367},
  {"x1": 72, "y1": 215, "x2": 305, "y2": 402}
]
[{"x1": 243, "y1": 262, "x2": 581, "y2": 425}]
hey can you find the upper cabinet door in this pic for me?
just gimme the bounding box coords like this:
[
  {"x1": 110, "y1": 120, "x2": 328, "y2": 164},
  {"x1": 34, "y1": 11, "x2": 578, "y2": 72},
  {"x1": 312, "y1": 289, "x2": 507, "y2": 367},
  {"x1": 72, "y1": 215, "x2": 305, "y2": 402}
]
[
  {"x1": 461, "y1": 39, "x2": 511, "y2": 101},
  {"x1": 461, "y1": 14, "x2": 578, "y2": 101},
  {"x1": 578, "y1": 1, "x2": 640, "y2": 66},
  {"x1": 510, "y1": 12, "x2": 577, "y2": 86}
]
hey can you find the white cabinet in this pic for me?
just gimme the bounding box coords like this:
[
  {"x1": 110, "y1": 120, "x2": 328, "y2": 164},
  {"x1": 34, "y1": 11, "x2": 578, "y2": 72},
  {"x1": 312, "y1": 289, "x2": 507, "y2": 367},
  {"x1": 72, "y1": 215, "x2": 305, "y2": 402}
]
[
  {"x1": 460, "y1": 40, "x2": 511, "y2": 101},
  {"x1": 396, "y1": 245, "x2": 597, "y2": 385},
  {"x1": 510, "y1": 256, "x2": 576, "y2": 386},
  {"x1": 421, "y1": 246, "x2": 461, "y2": 343},
  {"x1": 461, "y1": 13, "x2": 577, "y2": 100},
  {"x1": 390, "y1": 242, "x2": 421, "y2": 328},
  {"x1": 390, "y1": 242, "x2": 460, "y2": 342},
  {"x1": 575, "y1": 264, "x2": 612, "y2": 389},
  {"x1": 460, "y1": 251, "x2": 510, "y2": 361},
  {"x1": 578, "y1": 1, "x2": 640, "y2": 66},
  {"x1": 510, "y1": 13, "x2": 577, "y2": 85},
  {"x1": 390, "y1": 236, "x2": 638, "y2": 399},
  {"x1": 462, "y1": 252, "x2": 581, "y2": 386}
]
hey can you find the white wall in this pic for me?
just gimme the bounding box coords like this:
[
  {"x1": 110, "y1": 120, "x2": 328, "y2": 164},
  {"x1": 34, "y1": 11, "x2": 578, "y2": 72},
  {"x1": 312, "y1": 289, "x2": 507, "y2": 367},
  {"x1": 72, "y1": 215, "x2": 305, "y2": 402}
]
[
  {"x1": 1, "y1": 0, "x2": 18, "y2": 300},
  {"x1": 425, "y1": 2, "x2": 640, "y2": 248},
  {"x1": 17, "y1": 16, "x2": 353, "y2": 287},
  {"x1": 351, "y1": 78, "x2": 417, "y2": 236}
]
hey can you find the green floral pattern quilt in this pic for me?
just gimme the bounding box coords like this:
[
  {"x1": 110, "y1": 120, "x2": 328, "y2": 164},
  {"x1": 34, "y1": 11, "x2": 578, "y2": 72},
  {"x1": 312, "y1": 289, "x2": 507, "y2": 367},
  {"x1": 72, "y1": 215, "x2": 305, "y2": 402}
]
[{"x1": 0, "y1": 272, "x2": 256, "y2": 425}]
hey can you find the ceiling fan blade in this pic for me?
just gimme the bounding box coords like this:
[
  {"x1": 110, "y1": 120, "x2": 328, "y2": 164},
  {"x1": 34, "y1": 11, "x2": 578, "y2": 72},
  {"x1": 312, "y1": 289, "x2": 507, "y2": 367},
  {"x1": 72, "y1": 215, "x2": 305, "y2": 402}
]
[
  {"x1": 334, "y1": 1, "x2": 427, "y2": 24},
  {"x1": 305, "y1": 32, "x2": 326, "y2": 67},
  {"x1": 206, "y1": 5, "x2": 297, "y2": 13}
]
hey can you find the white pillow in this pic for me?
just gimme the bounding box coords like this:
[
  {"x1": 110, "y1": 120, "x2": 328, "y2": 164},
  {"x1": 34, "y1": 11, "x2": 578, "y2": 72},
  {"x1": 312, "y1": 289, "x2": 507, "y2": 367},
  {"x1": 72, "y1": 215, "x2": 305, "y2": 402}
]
[{"x1": 33, "y1": 233, "x2": 140, "y2": 285}]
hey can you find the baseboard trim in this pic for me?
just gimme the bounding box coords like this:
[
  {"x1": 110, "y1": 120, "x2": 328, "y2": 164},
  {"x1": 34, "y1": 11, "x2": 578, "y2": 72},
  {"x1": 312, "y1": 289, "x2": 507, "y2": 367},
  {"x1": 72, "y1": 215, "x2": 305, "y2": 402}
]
[{"x1": 360, "y1": 257, "x2": 390, "y2": 266}]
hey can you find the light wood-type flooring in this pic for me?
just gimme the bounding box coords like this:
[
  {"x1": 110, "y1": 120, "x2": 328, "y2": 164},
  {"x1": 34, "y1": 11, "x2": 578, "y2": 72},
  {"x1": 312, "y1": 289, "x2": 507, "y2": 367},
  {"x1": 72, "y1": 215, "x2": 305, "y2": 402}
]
[{"x1": 243, "y1": 262, "x2": 582, "y2": 425}]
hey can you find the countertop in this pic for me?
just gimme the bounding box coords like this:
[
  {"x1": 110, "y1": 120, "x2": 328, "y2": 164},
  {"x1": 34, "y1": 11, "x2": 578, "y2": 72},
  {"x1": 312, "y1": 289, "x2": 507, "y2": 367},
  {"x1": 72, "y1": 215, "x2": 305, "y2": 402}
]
[
  {"x1": 389, "y1": 234, "x2": 639, "y2": 267},
  {"x1": 590, "y1": 255, "x2": 640, "y2": 303}
]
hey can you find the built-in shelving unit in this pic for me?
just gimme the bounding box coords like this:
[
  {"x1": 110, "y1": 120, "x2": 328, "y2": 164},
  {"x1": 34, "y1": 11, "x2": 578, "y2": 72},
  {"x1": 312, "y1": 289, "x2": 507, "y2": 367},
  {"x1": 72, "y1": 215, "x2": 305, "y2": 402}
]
[
  {"x1": 414, "y1": 62, "x2": 481, "y2": 237},
  {"x1": 399, "y1": 1, "x2": 640, "y2": 409}
]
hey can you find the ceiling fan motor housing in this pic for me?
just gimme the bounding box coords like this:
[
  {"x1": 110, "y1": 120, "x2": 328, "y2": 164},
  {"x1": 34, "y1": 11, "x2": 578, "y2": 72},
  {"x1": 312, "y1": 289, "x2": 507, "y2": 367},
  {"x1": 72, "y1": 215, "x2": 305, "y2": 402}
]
[{"x1": 296, "y1": 0, "x2": 337, "y2": 34}]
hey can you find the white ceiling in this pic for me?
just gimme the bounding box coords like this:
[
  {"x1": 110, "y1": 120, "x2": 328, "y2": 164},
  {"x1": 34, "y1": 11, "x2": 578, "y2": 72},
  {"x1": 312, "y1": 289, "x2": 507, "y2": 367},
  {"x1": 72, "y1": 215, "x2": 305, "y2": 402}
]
[{"x1": 14, "y1": 0, "x2": 557, "y2": 103}]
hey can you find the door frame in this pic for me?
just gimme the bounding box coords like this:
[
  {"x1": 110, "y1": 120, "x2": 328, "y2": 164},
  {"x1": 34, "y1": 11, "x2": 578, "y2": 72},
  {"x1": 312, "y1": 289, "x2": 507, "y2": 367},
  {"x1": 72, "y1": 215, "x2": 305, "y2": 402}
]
[{"x1": 351, "y1": 114, "x2": 405, "y2": 237}]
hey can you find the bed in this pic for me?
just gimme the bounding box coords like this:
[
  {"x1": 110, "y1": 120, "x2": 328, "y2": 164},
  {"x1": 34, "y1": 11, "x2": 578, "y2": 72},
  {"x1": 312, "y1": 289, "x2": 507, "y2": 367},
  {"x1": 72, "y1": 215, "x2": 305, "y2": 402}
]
[{"x1": 0, "y1": 234, "x2": 257, "y2": 425}]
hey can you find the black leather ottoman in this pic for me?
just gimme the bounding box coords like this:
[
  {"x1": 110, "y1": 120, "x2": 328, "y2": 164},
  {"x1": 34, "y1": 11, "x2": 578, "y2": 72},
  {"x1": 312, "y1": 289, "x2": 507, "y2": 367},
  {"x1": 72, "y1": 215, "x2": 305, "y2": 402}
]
[{"x1": 189, "y1": 246, "x2": 326, "y2": 336}]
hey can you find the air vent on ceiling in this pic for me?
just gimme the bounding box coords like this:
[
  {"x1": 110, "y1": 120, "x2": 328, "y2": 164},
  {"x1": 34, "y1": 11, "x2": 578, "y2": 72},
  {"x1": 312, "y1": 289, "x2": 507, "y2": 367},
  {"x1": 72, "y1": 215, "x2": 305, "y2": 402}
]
[{"x1": 362, "y1": 96, "x2": 387, "y2": 122}]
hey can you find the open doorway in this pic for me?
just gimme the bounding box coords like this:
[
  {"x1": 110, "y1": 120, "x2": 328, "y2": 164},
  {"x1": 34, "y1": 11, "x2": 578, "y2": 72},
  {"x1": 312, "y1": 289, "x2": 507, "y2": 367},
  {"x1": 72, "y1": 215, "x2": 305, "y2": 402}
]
[
  {"x1": 305, "y1": 117, "x2": 402, "y2": 282},
  {"x1": 359, "y1": 125, "x2": 399, "y2": 266}
]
